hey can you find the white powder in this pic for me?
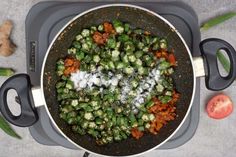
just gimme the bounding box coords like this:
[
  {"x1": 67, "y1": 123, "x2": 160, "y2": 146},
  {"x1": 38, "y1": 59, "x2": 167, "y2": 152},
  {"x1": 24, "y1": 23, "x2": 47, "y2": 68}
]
[
  {"x1": 132, "y1": 67, "x2": 160, "y2": 108},
  {"x1": 70, "y1": 70, "x2": 122, "y2": 91},
  {"x1": 120, "y1": 80, "x2": 131, "y2": 103},
  {"x1": 70, "y1": 66, "x2": 160, "y2": 112}
]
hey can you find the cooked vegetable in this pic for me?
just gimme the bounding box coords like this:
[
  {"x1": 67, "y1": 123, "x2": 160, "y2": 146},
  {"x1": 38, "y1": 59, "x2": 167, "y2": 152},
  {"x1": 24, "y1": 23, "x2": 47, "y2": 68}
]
[
  {"x1": 206, "y1": 94, "x2": 233, "y2": 119},
  {"x1": 216, "y1": 50, "x2": 230, "y2": 73},
  {"x1": 200, "y1": 12, "x2": 236, "y2": 31},
  {"x1": 131, "y1": 128, "x2": 143, "y2": 139},
  {"x1": 63, "y1": 58, "x2": 80, "y2": 76},
  {"x1": 168, "y1": 53, "x2": 176, "y2": 66},
  {"x1": 0, "y1": 68, "x2": 14, "y2": 76},
  {"x1": 0, "y1": 115, "x2": 21, "y2": 139},
  {"x1": 56, "y1": 20, "x2": 179, "y2": 145}
]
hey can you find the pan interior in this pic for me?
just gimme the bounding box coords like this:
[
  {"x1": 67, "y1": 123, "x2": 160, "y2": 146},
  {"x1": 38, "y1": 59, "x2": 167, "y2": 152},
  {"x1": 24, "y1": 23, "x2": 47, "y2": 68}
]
[{"x1": 43, "y1": 5, "x2": 194, "y2": 156}]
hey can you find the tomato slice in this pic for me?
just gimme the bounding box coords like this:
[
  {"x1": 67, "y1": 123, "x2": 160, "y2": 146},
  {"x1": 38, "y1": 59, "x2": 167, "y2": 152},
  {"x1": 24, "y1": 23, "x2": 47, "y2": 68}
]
[{"x1": 206, "y1": 94, "x2": 233, "y2": 119}]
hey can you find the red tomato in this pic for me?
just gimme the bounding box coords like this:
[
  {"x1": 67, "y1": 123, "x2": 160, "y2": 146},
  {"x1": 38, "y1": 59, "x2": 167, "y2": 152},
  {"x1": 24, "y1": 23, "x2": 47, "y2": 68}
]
[
  {"x1": 168, "y1": 53, "x2": 176, "y2": 66},
  {"x1": 206, "y1": 94, "x2": 233, "y2": 119}
]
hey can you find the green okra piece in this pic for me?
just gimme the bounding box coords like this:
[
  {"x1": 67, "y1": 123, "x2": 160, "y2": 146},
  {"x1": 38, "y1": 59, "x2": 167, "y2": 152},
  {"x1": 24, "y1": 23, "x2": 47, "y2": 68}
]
[
  {"x1": 216, "y1": 50, "x2": 230, "y2": 73},
  {"x1": 0, "y1": 68, "x2": 14, "y2": 76},
  {"x1": 0, "y1": 116, "x2": 21, "y2": 139},
  {"x1": 200, "y1": 12, "x2": 236, "y2": 31}
]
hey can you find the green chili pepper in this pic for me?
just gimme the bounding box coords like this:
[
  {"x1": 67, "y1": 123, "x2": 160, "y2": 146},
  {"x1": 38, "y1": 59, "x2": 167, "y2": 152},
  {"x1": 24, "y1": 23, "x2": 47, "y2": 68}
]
[
  {"x1": 0, "y1": 68, "x2": 14, "y2": 76},
  {"x1": 201, "y1": 12, "x2": 236, "y2": 31},
  {"x1": 0, "y1": 116, "x2": 21, "y2": 139},
  {"x1": 216, "y1": 50, "x2": 230, "y2": 73}
]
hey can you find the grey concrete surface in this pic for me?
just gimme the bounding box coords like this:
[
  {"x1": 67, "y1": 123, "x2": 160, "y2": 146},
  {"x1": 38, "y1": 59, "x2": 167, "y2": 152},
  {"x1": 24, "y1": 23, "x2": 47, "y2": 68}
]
[{"x1": 0, "y1": 0, "x2": 236, "y2": 157}]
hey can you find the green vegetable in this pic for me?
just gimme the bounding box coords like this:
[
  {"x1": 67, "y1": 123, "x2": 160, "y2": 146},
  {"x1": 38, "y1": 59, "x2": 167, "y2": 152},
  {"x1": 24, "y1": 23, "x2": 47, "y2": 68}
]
[
  {"x1": 112, "y1": 50, "x2": 120, "y2": 58},
  {"x1": 138, "y1": 126, "x2": 145, "y2": 131},
  {"x1": 93, "y1": 55, "x2": 100, "y2": 63},
  {"x1": 76, "y1": 51, "x2": 85, "y2": 60},
  {"x1": 159, "y1": 39, "x2": 167, "y2": 49},
  {"x1": 134, "y1": 29, "x2": 143, "y2": 34},
  {"x1": 107, "y1": 38, "x2": 117, "y2": 49},
  {"x1": 118, "y1": 34, "x2": 129, "y2": 42},
  {"x1": 0, "y1": 116, "x2": 21, "y2": 139},
  {"x1": 72, "y1": 41, "x2": 81, "y2": 49},
  {"x1": 66, "y1": 81, "x2": 73, "y2": 89},
  {"x1": 124, "y1": 23, "x2": 130, "y2": 32},
  {"x1": 145, "y1": 123, "x2": 151, "y2": 129},
  {"x1": 201, "y1": 12, "x2": 236, "y2": 31},
  {"x1": 113, "y1": 20, "x2": 124, "y2": 34},
  {"x1": 98, "y1": 24, "x2": 104, "y2": 31},
  {"x1": 71, "y1": 99, "x2": 78, "y2": 106},
  {"x1": 68, "y1": 47, "x2": 77, "y2": 54},
  {"x1": 216, "y1": 50, "x2": 230, "y2": 73},
  {"x1": 128, "y1": 54, "x2": 136, "y2": 63},
  {"x1": 116, "y1": 62, "x2": 125, "y2": 70},
  {"x1": 0, "y1": 68, "x2": 14, "y2": 76},
  {"x1": 124, "y1": 66, "x2": 134, "y2": 74},
  {"x1": 81, "y1": 29, "x2": 90, "y2": 37},
  {"x1": 159, "y1": 95, "x2": 172, "y2": 104},
  {"x1": 159, "y1": 61, "x2": 171, "y2": 70},
  {"x1": 141, "y1": 114, "x2": 149, "y2": 122},
  {"x1": 81, "y1": 43, "x2": 90, "y2": 51},
  {"x1": 146, "y1": 100, "x2": 154, "y2": 108},
  {"x1": 135, "y1": 51, "x2": 144, "y2": 58},
  {"x1": 124, "y1": 41, "x2": 135, "y2": 52}
]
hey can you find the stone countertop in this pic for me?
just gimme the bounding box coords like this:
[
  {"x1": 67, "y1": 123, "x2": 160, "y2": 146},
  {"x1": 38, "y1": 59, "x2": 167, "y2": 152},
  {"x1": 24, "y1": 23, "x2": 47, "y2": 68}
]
[{"x1": 0, "y1": 0, "x2": 236, "y2": 157}]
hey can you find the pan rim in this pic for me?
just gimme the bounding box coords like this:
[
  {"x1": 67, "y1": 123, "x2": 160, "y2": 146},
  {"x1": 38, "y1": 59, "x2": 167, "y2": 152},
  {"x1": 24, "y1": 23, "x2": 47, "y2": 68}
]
[{"x1": 40, "y1": 3, "x2": 196, "y2": 157}]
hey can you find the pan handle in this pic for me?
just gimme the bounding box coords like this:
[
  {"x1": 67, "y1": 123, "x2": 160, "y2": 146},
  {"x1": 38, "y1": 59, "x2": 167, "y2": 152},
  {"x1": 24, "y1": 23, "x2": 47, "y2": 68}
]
[
  {"x1": 0, "y1": 74, "x2": 38, "y2": 127},
  {"x1": 200, "y1": 38, "x2": 236, "y2": 91}
]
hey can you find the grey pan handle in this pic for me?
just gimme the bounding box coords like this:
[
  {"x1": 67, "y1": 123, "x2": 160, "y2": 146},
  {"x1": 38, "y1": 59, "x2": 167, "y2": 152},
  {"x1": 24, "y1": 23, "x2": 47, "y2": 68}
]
[{"x1": 195, "y1": 38, "x2": 236, "y2": 91}]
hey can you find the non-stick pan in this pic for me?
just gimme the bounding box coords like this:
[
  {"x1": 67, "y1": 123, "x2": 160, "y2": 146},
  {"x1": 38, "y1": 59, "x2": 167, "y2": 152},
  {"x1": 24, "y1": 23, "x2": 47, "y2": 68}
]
[{"x1": 1, "y1": 4, "x2": 236, "y2": 157}]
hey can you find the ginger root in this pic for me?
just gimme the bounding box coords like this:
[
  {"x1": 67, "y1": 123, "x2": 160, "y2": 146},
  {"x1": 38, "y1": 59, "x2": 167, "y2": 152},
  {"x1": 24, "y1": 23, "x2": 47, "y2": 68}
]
[{"x1": 0, "y1": 20, "x2": 16, "y2": 56}]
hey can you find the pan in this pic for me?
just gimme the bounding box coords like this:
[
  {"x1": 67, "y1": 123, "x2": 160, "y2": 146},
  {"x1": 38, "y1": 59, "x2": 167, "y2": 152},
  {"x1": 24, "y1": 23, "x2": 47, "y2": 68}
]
[{"x1": 0, "y1": 4, "x2": 236, "y2": 157}]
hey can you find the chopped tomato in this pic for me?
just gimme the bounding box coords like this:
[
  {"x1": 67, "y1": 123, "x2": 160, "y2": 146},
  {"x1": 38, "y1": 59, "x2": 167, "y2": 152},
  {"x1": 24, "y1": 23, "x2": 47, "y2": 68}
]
[
  {"x1": 92, "y1": 31, "x2": 110, "y2": 45},
  {"x1": 102, "y1": 33, "x2": 109, "y2": 41},
  {"x1": 131, "y1": 128, "x2": 144, "y2": 139},
  {"x1": 168, "y1": 91, "x2": 180, "y2": 105},
  {"x1": 64, "y1": 67, "x2": 76, "y2": 76},
  {"x1": 155, "y1": 50, "x2": 168, "y2": 59},
  {"x1": 63, "y1": 58, "x2": 80, "y2": 76},
  {"x1": 207, "y1": 94, "x2": 233, "y2": 119},
  {"x1": 154, "y1": 49, "x2": 177, "y2": 66},
  {"x1": 64, "y1": 58, "x2": 74, "y2": 67},
  {"x1": 168, "y1": 53, "x2": 176, "y2": 66},
  {"x1": 103, "y1": 22, "x2": 115, "y2": 34},
  {"x1": 148, "y1": 91, "x2": 179, "y2": 134},
  {"x1": 155, "y1": 52, "x2": 162, "y2": 58},
  {"x1": 92, "y1": 31, "x2": 104, "y2": 45}
]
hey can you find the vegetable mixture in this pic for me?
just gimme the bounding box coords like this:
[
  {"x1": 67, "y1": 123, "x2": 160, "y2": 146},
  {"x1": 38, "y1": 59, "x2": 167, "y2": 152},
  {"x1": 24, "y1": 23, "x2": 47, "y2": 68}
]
[{"x1": 56, "y1": 20, "x2": 180, "y2": 145}]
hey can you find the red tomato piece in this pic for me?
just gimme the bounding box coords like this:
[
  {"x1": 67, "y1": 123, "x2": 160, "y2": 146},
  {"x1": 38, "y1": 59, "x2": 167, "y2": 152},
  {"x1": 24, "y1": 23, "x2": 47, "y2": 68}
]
[
  {"x1": 168, "y1": 53, "x2": 176, "y2": 66},
  {"x1": 206, "y1": 94, "x2": 233, "y2": 119}
]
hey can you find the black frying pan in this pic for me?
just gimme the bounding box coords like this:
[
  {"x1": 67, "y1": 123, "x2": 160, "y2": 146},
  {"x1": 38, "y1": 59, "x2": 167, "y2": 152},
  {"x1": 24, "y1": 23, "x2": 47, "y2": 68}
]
[{"x1": 0, "y1": 4, "x2": 236, "y2": 157}]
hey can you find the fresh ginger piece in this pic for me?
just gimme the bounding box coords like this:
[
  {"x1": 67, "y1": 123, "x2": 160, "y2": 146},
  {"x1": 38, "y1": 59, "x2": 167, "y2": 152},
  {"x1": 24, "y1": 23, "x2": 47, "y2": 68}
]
[{"x1": 0, "y1": 20, "x2": 16, "y2": 56}]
